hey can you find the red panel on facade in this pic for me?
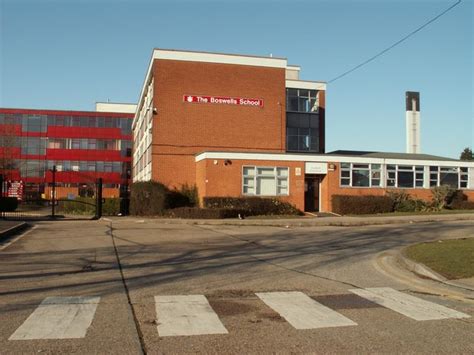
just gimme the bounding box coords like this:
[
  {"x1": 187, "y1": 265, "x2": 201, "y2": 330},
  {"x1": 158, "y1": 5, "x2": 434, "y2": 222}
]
[
  {"x1": 0, "y1": 107, "x2": 133, "y2": 119},
  {"x1": 46, "y1": 149, "x2": 123, "y2": 161}
]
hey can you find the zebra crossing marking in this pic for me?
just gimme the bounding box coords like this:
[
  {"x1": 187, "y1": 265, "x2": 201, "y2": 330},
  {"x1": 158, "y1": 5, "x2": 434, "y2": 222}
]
[
  {"x1": 349, "y1": 287, "x2": 470, "y2": 321},
  {"x1": 9, "y1": 296, "x2": 100, "y2": 340},
  {"x1": 256, "y1": 291, "x2": 357, "y2": 329},
  {"x1": 155, "y1": 295, "x2": 228, "y2": 336}
]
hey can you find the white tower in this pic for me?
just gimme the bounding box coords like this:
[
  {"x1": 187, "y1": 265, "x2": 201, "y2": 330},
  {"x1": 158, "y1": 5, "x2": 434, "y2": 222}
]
[{"x1": 406, "y1": 91, "x2": 420, "y2": 154}]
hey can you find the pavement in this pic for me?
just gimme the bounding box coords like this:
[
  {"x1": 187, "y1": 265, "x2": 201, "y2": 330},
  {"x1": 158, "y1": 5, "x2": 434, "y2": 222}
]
[
  {"x1": 113, "y1": 211, "x2": 474, "y2": 227},
  {"x1": 0, "y1": 218, "x2": 473, "y2": 354}
]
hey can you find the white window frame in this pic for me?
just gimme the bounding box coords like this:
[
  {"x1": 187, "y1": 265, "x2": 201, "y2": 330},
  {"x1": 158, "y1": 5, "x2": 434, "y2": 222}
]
[
  {"x1": 242, "y1": 165, "x2": 290, "y2": 196},
  {"x1": 339, "y1": 163, "x2": 382, "y2": 188}
]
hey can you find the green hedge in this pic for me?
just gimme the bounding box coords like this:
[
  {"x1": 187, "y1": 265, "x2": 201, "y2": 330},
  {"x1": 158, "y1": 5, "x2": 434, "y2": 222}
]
[
  {"x1": 129, "y1": 181, "x2": 197, "y2": 216},
  {"x1": 56, "y1": 197, "x2": 119, "y2": 215},
  {"x1": 203, "y1": 196, "x2": 302, "y2": 216},
  {"x1": 332, "y1": 195, "x2": 393, "y2": 215},
  {"x1": 0, "y1": 197, "x2": 18, "y2": 212},
  {"x1": 167, "y1": 207, "x2": 245, "y2": 219}
]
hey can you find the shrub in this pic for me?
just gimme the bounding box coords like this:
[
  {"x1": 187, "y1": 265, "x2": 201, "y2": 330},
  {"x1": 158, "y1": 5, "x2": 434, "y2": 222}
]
[
  {"x1": 450, "y1": 191, "x2": 474, "y2": 210},
  {"x1": 130, "y1": 181, "x2": 168, "y2": 216},
  {"x1": 129, "y1": 181, "x2": 198, "y2": 216},
  {"x1": 0, "y1": 197, "x2": 18, "y2": 212},
  {"x1": 102, "y1": 198, "x2": 120, "y2": 215},
  {"x1": 387, "y1": 191, "x2": 427, "y2": 212},
  {"x1": 167, "y1": 207, "x2": 245, "y2": 219},
  {"x1": 203, "y1": 196, "x2": 302, "y2": 216},
  {"x1": 332, "y1": 195, "x2": 393, "y2": 215},
  {"x1": 431, "y1": 185, "x2": 457, "y2": 211}
]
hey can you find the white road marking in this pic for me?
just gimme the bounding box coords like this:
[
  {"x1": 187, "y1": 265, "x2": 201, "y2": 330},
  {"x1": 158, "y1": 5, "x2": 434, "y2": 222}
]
[
  {"x1": 155, "y1": 295, "x2": 228, "y2": 336},
  {"x1": 256, "y1": 291, "x2": 357, "y2": 329},
  {"x1": 349, "y1": 287, "x2": 470, "y2": 321},
  {"x1": 9, "y1": 296, "x2": 100, "y2": 340}
]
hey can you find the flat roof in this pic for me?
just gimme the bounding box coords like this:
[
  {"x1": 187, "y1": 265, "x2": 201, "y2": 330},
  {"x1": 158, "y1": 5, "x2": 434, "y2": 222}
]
[
  {"x1": 327, "y1": 150, "x2": 460, "y2": 162},
  {"x1": 195, "y1": 151, "x2": 474, "y2": 167},
  {"x1": 0, "y1": 107, "x2": 134, "y2": 117}
]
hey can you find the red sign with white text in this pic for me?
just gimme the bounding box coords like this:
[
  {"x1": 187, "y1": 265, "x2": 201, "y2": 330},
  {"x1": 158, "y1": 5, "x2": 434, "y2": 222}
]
[{"x1": 183, "y1": 95, "x2": 264, "y2": 107}]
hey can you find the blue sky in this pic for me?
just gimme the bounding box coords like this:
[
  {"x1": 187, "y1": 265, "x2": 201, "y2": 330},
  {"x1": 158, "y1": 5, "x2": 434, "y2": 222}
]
[{"x1": 1, "y1": 0, "x2": 472, "y2": 159}]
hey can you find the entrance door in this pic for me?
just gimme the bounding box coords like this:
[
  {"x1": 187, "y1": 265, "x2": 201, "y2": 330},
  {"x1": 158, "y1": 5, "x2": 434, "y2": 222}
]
[{"x1": 304, "y1": 176, "x2": 320, "y2": 212}]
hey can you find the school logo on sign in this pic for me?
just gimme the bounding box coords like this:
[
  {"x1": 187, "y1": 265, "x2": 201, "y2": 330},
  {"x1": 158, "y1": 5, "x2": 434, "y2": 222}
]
[{"x1": 183, "y1": 95, "x2": 264, "y2": 107}]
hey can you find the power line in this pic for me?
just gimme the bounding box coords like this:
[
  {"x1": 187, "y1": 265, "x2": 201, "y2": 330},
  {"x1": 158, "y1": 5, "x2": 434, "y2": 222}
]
[{"x1": 328, "y1": 0, "x2": 462, "y2": 84}]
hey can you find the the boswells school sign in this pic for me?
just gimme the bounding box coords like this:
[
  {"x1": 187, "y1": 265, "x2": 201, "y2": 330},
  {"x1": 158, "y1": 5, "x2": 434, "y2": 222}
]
[{"x1": 183, "y1": 95, "x2": 264, "y2": 107}]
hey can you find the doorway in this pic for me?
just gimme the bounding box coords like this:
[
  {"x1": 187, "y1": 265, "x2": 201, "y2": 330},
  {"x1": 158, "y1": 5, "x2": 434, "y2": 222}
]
[{"x1": 304, "y1": 176, "x2": 320, "y2": 212}]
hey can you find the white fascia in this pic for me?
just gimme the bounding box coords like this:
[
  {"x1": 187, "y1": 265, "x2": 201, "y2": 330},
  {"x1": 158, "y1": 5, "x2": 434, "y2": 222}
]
[
  {"x1": 195, "y1": 152, "x2": 474, "y2": 168},
  {"x1": 153, "y1": 49, "x2": 288, "y2": 68},
  {"x1": 286, "y1": 79, "x2": 326, "y2": 91}
]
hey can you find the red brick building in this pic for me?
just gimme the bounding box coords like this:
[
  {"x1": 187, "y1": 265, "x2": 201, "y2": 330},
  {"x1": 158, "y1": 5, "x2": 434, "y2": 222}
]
[{"x1": 131, "y1": 49, "x2": 473, "y2": 212}]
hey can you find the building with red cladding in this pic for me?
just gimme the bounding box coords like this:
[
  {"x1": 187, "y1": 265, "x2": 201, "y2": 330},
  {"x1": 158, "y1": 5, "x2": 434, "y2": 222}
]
[
  {"x1": 0, "y1": 103, "x2": 134, "y2": 200},
  {"x1": 132, "y1": 49, "x2": 474, "y2": 213}
]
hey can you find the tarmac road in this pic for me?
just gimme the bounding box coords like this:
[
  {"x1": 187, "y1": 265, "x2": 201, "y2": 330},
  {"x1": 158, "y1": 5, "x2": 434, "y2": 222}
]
[{"x1": 0, "y1": 219, "x2": 473, "y2": 354}]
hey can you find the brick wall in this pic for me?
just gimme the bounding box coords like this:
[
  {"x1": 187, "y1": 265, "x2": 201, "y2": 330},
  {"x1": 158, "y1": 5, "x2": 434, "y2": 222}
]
[{"x1": 151, "y1": 59, "x2": 286, "y2": 188}]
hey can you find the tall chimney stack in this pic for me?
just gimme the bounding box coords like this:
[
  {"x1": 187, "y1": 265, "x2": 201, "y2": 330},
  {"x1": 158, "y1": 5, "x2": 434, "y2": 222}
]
[{"x1": 406, "y1": 91, "x2": 420, "y2": 154}]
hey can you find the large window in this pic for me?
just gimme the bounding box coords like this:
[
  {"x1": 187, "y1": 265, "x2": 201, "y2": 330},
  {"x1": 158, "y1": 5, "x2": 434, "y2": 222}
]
[
  {"x1": 286, "y1": 88, "x2": 322, "y2": 153},
  {"x1": 286, "y1": 113, "x2": 320, "y2": 152},
  {"x1": 243, "y1": 166, "x2": 289, "y2": 196},
  {"x1": 430, "y1": 166, "x2": 468, "y2": 189},
  {"x1": 340, "y1": 163, "x2": 381, "y2": 187},
  {"x1": 22, "y1": 115, "x2": 47, "y2": 132},
  {"x1": 286, "y1": 89, "x2": 319, "y2": 113},
  {"x1": 386, "y1": 165, "x2": 424, "y2": 188},
  {"x1": 21, "y1": 137, "x2": 47, "y2": 155}
]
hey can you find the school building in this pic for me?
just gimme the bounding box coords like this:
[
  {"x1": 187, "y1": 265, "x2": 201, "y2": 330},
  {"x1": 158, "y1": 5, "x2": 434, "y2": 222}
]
[
  {"x1": 0, "y1": 103, "x2": 134, "y2": 200},
  {"x1": 131, "y1": 49, "x2": 474, "y2": 212}
]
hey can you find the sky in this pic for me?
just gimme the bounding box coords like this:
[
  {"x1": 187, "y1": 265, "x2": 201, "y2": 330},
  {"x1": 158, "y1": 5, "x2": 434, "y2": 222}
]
[{"x1": 0, "y1": 0, "x2": 472, "y2": 159}]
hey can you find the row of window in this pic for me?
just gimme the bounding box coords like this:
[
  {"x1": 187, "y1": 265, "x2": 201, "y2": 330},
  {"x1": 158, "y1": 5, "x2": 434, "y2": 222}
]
[
  {"x1": 0, "y1": 114, "x2": 132, "y2": 134},
  {"x1": 16, "y1": 137, "x2": 131, "y2": 156},
  {"x1": 340, "y1": 163, "x2": 469, "y2": 189},
  {"x1": 11, "y1": 159, "x2": 130, "y2": 178}
]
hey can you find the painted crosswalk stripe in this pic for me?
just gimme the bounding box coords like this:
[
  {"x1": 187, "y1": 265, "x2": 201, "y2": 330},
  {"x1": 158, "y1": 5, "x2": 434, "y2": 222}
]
[
  {"x1": 349, "y1": 287, "x2": 470, "y2": 321},
  {"x1": 9, "y1": 296, "x2": 100, "y2": 340},
  {"x1": 155, "y1": 295, "x2": 228, "y2": 336},
  {"x1": 256, "y1": 291, "x2": 357, "y2": 329}
]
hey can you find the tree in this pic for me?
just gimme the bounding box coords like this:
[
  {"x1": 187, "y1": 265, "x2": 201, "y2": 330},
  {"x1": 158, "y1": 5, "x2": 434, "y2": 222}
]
[{"x1": 460, "y1": 147, "x2": 473, "y2": 161}]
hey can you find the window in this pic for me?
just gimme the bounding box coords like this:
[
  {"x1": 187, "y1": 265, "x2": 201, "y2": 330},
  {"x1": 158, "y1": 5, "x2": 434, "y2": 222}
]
[
  {"x1": 286, "y1": 113, "x2": 320, "y2": 152},
  {"x1": 71, "y1": 139, "x2": 81, "y2": 149},
  {"x1": 440, "y1": 167, "x2": 458, "y2": 188},
  {"x1": 21, "y1": 137, "x2": 47, "y2": 155},
  {"x1": 429, "y1": 166, "x2": 467, "y2": 189},
  {"x1": 286, "y1": 89, "x2": 319, "y2": 113},
  {"x1": 22, "y1": 115, "x2": 47, "y2": 132},
  {"x1": 340, "y1": 163, "x2": 381, "y2": 187},
  {"x1": 385, "y1": 165, "x2": 424, "y2": 188},
  {"x1": 242, "y1": 166, "x2": 289, "y2": 196},
  {"x1": 88, "y1": 139, "x2": 97, "y2": 150},
  {"x1": 460, "y1": 167, "x2": 468, "y2": 189}
]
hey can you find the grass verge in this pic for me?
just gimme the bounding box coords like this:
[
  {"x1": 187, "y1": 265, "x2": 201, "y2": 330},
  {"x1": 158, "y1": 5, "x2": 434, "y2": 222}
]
[{"x1": 405, "y1": 238, "x2": 474, "y2": 280}]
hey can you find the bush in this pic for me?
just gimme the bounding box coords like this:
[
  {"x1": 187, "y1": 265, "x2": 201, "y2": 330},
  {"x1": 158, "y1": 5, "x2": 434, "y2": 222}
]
[
  {"x1": 0, "y1": 197, "x2": 18, "y2": 212},
  {"x1": 129, "y1": 181, "x2": 198, "y2": 216},
  {"x1": 56, "y1": 197, "x2": 120, "y2": 215},
  {"x1": 450, "y1": 191, "x2": 474, "y2": 210},
  {"x1": 203, "y1": 197, "x2": 302, "y2": 216},
  {"x1": 387, "y1": 191, "x2": 427, "y2": 212},
  {"x1": 57, "y1": 197, "x2": 95, "y2": 215},
  {"x1": 332, "y1": 195, "x2": 393, "y2": 215},
  {"x1": 431, "y1": 185, "x2": 457, "y2": 211},
  {"x1": 130, "y1": 181, "x2": 168, "y2": 216},
  {"x1": 167, "y1": 207, "x2": 245, "y2": 219}
]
